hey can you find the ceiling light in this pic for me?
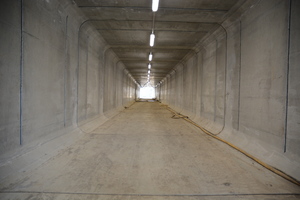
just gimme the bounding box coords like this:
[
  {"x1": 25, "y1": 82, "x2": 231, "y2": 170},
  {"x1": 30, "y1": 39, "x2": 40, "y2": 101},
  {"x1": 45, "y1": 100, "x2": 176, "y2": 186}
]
[
  {"x1": 150, "y1": 33, "x2": 155, "y2": 47},
  {"x1": 152, "y1": 0, "x2": 159, "y2": 12},
  {"x1": 148, "y1": 64, "x2": 151, "y2": 69},
  {"x1": 149, "y1": 52, "x2": 153, "y2": 61}
]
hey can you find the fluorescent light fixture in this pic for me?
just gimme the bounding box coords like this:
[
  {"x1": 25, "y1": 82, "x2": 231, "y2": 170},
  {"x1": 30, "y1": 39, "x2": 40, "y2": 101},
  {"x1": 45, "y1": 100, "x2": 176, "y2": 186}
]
[
  {"x1": 148, "y1": 64, "x2": 151, "y2": 69},
  {"x1": 149, "y1": 52, "x2": 153, "y2": 61},
  {"x1": 148, "y1": 70, "x2": 150, "y2": 74},
  {"x1": 152, "y1": 0, "x2": 159, "y2": 12},
  {"x1": 150, "y1": 33, "x2": 155, "y2": 47}
]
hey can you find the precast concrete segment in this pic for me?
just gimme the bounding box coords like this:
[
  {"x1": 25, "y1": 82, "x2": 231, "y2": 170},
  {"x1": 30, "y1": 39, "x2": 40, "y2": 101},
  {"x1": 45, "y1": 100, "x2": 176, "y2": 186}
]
[{"x1": 0, "y1": 102, "x2": 299, "y2": 200}]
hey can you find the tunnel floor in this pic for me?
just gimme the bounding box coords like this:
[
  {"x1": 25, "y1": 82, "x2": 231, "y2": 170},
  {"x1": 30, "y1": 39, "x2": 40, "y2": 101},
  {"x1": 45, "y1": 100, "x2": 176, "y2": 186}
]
[{"x1": 1, "y1": 102, "x2": 299, "y2": 199}]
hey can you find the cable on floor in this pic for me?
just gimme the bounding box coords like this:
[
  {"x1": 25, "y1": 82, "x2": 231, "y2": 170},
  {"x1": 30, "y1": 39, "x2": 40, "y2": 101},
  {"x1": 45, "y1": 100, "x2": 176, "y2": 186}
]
[
  {"x1": 171, "y1": 114, "x2": 188, "y2": 119},
  {"x1": 162, "y1": 104, "x2": 300, "y2": 187}
]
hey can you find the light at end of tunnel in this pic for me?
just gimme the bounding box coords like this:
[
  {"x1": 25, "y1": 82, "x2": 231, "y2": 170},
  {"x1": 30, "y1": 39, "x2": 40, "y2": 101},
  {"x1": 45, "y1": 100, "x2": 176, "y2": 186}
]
[
  {"x1": 152, "y1": 0, "x2": 159, "y2": 12},
  {"x1": 150, "y1": 33, "x2": 155, "y2": 47},
  {"x1": 140, "y1": 86, "x2": 155, "y2": 99},
  {"x1": 149, "y1": 52, "x2": 153, "y2": 61}
]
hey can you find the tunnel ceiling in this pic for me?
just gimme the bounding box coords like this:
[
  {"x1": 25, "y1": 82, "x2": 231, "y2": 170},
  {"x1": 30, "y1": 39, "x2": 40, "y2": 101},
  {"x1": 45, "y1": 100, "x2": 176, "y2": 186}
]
[{"x1": 74, "y1": 0, "x2": 242, "y2": 86}]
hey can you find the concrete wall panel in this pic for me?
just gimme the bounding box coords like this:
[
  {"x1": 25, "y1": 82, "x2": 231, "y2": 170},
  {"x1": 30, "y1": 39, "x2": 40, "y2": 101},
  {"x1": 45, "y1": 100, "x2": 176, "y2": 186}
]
[
  {"x1": 225, "y1": 20, "x2": 241, "y2": 131},
  {"x1": 215, "y1": 38, "x2": 226, "y2": 123},
  {"x1": 0, "y1": 1, "x2": 21, "y2": 153},
  {"x1": 0, "y1": 0, "x2": 137, "y2": 163},
  {"x1": 239, "y1": 0, "x2": 288, "y2": 146},
  {"x1": 77, "y1": 31, "x2": 88, "y2": 122},
  {"x1": 202, "y1": 41, "x2": 217, "y2": 121},
  {"x1": 22, "y1": 0, "x2": 66, "y2": 143},
  {"x1": 287, "y1": 0, "x2": 300, "y2": 157}
]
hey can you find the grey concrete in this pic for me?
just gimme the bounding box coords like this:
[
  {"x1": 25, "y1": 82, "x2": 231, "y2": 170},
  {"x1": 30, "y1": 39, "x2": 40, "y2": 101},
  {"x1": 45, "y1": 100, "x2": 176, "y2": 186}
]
[
  {"x1": 0, "y1": 102, "x2": 299, "y2": 200},
  {"x1": 0, "y1": 0, "x2": 136, "y2": 168},
  {"x1": 158, "y1": 0, "x2": 300, "y2": 181},
  {"x1": 0, "y1": 1, "x2": 21, "y2": 153},
  {"x1": 1, "y1": 0, "x2": 300, "y2": 197},
  {"x1": 287, "y1": 0, "x2": 300, "y2": 160},
  {"x1": 73, "y1": 0, "x2": 240, "y2": 86}
]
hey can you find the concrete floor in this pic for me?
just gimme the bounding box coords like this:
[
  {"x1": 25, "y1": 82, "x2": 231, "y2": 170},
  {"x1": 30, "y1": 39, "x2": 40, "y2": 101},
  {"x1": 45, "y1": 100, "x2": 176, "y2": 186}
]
[{"x1": 0, "y1": 102, "x2": 299, "y2": 200}]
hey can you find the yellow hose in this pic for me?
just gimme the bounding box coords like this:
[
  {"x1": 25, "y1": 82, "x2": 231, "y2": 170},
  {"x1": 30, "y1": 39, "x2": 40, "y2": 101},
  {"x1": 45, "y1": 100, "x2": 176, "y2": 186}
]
[{"x1": 162, "y1": 104, "x2": 300, "y2": 187}]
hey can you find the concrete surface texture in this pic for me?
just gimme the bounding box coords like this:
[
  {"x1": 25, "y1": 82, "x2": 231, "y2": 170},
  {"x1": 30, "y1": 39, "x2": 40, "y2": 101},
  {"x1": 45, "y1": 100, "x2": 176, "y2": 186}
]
[
  {"x1": 0, "y1": 102, "x2": 299, "y2": 200},
  {"x1": 72, "y1": 0, "x2": 242, "y2": 86},
  {"x1": 159, "y1": 0, "x2": 300, "y2": 181},
  {"x1": 0, "y1": 0, "x2": 136, "y2": 158},
  {"x1": 1, "y1": 0, "x2": 300, "y2": 199}
]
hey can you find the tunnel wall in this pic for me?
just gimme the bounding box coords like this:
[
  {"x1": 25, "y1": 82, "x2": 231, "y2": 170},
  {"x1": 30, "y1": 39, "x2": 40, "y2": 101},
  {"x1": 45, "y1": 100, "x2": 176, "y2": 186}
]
[
  {"x1": 0, "y1": 1, "x2": 21, "y2": 160},
  {"x1": 0, "y1": 0, "x2": 136, "y2": 168},
  {"x1": 158, "y1": 0, "x2": 300, "y2": 180}
]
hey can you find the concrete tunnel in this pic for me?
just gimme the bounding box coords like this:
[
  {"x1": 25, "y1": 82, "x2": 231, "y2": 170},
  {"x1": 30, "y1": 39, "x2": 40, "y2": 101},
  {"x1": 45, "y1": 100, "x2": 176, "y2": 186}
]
[{"x1": 0, "y1": 0, "x2": 300, "y2": 199}]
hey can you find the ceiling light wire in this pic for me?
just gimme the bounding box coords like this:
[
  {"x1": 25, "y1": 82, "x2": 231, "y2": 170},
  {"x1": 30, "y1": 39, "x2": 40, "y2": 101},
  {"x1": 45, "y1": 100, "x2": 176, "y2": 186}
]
[{"x1": 147, "y1": 2, "x2": 158, "y2": 84}]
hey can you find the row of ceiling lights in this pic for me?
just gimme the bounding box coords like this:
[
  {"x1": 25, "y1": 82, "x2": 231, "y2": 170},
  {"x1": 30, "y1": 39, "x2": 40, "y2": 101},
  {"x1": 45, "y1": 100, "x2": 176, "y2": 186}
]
[{"x1": 146, "y1": 0, "x2": 159, "y2": 84}]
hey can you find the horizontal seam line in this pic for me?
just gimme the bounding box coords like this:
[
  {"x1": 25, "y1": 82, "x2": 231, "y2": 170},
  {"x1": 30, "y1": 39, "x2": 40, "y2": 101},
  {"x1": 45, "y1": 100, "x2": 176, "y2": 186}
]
[
  {"x1": 1, "y1": 191, "x2": 300, "y2": 196},
  {"x1": 88, "y1": 133, "x2": 187, "y2": 136}
]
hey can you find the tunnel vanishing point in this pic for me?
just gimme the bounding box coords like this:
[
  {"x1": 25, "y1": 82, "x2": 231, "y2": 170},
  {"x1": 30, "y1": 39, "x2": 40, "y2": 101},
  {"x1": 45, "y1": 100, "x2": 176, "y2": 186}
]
[{"x1": 0, "y1": 0, "x2": 300, "y2": 199}]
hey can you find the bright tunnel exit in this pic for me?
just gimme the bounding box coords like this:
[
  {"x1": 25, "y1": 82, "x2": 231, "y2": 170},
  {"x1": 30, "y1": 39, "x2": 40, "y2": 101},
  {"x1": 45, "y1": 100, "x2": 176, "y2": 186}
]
[{"x1": 140, "y1": 86, "x2": 156, "y2": 99}]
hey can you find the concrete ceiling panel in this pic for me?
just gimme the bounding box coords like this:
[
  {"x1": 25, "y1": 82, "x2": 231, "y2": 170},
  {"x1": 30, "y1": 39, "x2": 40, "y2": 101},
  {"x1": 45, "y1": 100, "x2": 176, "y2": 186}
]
[
  {"x1": 99, "y1": 30, "x2": 149, "y2": 45},
  {"x1": 74, "y1": 0, "x2": 150, "y2": 7},
  {"x1": 74, "y1": 0, "x2": 242, "y2": 85},
  {"x1": 159, "y1": 0, "x2": 239, "y2": 10},
  {"x1": 80, "y1": 7, "x2": 152, "y2": 20},
  {"x1": 155, "y1": 31, "x2": 207, "y2": 46}
]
